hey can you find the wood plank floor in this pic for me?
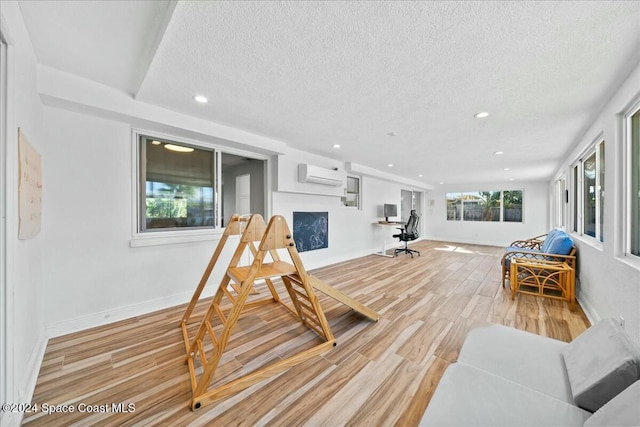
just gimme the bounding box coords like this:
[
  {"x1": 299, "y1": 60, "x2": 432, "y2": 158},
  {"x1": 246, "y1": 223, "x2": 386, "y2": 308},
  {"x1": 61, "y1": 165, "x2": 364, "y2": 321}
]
[{"x1": 23, "y1": 240, "x2": 590, "y2": 426}]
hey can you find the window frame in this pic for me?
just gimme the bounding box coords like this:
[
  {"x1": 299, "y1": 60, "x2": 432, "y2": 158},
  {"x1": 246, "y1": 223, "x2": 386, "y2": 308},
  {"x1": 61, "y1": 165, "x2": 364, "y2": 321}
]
[
  {"x1": 130, "y1": 129, "x2": 270, "y2": 247},
  {"x1": 445, "y1": 189, "x2": 524, "y2": 223},
  {"x1": 554, "y1": 175, "x2": 567, "y2": 229},
  {"x1": 570, "y1": 138, "x2": 605, "y2": 245},
  {"x1": 624, "y1": 99, "x2": 640, "y2": 261},
  {"x1": 341, "y1": 175, "x2": 361, "y2": 209}
]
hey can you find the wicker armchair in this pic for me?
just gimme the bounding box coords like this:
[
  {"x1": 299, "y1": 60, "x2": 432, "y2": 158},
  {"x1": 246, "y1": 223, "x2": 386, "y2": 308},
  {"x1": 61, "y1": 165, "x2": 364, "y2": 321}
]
[{"x1": 501, "y1": 230, "x2": 576, "y2": 288}]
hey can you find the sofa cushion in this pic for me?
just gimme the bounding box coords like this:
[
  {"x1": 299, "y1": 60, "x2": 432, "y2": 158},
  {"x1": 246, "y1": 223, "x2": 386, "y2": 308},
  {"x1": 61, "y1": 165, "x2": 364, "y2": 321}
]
[
  {"x1": 562, "y1": 318, "x2": 640, "y2": 412},
  {"x1": 584, "y1": 380, "x2": 640, "y2": 427},
  {"x1": 419, "y1": 362, "x2": 591, "y2": 426},
  {"x1": 541, "y1": 229, "x2": 562, "y2": 253},
  {"x1": 544, "y1": 231, "x2": 573, "y2": 255},
  {"x1": 458, "y1": 324, "x2": 574, "y2": 403}
]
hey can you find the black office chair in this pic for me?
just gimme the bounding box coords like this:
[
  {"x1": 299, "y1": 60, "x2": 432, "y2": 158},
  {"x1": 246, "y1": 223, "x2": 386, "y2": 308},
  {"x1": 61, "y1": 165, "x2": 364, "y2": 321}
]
[{"x1": 393, "y1": 210, "x2": 420, "y2": 258}]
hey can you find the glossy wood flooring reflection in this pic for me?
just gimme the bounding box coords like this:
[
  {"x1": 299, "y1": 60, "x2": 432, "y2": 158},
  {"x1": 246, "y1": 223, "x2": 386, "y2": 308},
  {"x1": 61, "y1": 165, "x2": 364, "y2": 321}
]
[{"x1": 23, "y1": 240, "x2": 590, "y2": 426}]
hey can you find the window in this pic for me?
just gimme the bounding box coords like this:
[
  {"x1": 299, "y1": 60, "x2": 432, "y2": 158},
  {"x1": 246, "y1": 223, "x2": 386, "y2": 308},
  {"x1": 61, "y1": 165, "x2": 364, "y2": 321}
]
[
  {"x1": 628, "y1": 106, "x2": 640, "y2": 257},
  {"x1": 140, "y1": 135, "x2": 216, "y2": 231},
  {"x1": 571, "y1": 140, "x2": 605, "y2": 242},
  {"x1": 446, "y1": 193, "x2": 461, "y2": 221},
  {"x1": 503, "y1": 190, "x2": 523, "y2": 222},
  {"x1": 136, "y1": 132, "x2": 266, "y2": 235},
  {"x1": 341, "y1": 176, "x2": 360, "y2": 208},
  {"x1": 446, "y1": 190, "x2": 523, "y2": 222}
]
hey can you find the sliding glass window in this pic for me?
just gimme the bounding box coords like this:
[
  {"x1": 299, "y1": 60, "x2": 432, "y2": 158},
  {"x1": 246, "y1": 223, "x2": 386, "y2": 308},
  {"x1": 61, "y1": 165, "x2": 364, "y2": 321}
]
[
  {"x1": 571, "y1": 140, "x2": 605, "y2": 242},
  {"x1": 136, "y1": 133, "x2": 267, "y2": 233}
]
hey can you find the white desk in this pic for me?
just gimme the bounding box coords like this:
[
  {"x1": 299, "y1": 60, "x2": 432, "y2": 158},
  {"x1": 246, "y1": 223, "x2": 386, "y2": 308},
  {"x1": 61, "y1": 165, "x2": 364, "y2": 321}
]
[{"x1": 373, "y1": 221, "x2": 403, "y2": 257}]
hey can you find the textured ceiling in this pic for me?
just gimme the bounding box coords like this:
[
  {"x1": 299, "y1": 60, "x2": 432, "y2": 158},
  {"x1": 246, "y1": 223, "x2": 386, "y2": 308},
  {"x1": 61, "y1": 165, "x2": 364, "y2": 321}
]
[{"x1": 18, "y1": 1, "x2": 640, "y2": 185}]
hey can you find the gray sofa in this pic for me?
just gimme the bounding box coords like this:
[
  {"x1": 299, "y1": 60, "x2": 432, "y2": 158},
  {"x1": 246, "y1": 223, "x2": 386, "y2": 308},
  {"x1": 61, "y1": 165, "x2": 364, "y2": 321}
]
[{"x1": 420, "y1": 319, "x2": 640, "y2": 426}]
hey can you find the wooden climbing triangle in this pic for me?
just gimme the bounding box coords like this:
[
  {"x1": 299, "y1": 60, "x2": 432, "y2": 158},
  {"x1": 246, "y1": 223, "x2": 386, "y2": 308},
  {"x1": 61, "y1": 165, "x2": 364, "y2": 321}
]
[{"x1": 183, "y1": 214, "x2": 335, "y2": 410}]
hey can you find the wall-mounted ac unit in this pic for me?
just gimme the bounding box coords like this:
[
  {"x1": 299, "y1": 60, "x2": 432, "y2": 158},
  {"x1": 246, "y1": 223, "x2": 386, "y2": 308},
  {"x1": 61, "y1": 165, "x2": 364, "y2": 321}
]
[{"x1": 298, "y1": 164, "x2": 345, "y2": 186}]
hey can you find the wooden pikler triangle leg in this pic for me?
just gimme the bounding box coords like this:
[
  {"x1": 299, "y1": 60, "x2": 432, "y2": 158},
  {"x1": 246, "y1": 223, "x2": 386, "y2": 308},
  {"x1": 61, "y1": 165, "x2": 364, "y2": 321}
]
[
  {"x1": 180, "y1": 213, "x2": 245, "y2": 327},
  {"x1": 185, "y1": 215, "x2": 336, "y2": 411}
]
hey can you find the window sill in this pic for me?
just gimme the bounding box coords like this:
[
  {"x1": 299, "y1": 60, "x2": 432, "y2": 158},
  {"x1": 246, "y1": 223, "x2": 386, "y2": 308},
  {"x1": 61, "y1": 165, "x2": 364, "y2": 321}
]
[
  {"x1": 130, "y1": 229, "x2": 224, "y2": 247},
  {"x1": 616, "y1": 254, "x2": 640, "y2": 271},
  {"x1": 569, "y1": 233, "x2": 604, "y2": 252}
]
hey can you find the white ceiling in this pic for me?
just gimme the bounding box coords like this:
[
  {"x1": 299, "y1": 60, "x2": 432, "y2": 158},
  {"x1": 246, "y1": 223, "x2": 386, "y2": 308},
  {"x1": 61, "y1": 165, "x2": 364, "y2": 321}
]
[{"x1": 18, "y1": 0, "x2": 640, "y2": 185}]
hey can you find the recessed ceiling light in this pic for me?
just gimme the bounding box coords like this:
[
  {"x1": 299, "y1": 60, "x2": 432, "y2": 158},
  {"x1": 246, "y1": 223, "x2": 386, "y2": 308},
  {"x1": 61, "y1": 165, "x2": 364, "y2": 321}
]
[
  {"x1": 418, "y1": 174, "x2": 423, "y2": 178},
  {"x1": 333, "y1": 144, "x2": 341, "y2": 148},
  {"x1": 504, "y1": 167, "x2": 511, "y2": 171},
  {"x1": 151, "y1": 140, "x2": 162, "y2": 145},
  {"x1": 387, "y1": 131, "x2": 396, "y2": 136},
  {"x1": 165, "y1": 144, "x2": 194, "y2": 153},
  {"x1": 439, "y1": 182, "x2": 444, "y2": 185},
  {"x1": 388, "y1": 163, "x2": 393, "y2": 167},
  {"x1": 509, "y1": 178, "x2": 515, "y2": 181},
  {"x1": 193, "y1": 95, "x2": 208, "y2": 103},
  {"x1": 495, "y1": 151, "x2": 504, "y2": 155},
  {"x1": 474, "y1": 112, "x2": 489, "y2": 118}
]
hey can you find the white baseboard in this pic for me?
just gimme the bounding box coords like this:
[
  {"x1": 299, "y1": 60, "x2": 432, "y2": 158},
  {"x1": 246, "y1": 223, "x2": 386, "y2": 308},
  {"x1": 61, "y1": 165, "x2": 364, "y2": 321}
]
[
  {"x1": 576, "y1": 291, "x2": 600, "y2": 326},
  {"x1": 425, "y1": 235, "x2": 508, "y2": 248},
  {"x1": 45, "y1": 289, "x2": 212, "y2": 338}
]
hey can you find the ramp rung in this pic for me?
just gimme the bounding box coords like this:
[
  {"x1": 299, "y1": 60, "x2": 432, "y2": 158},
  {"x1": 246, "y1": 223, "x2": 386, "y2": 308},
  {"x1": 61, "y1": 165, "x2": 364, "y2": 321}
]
[
  {"x1": 221, "y1": 286, "x2": 236, "y2": 303},
  {"x1": 291, "y1": 287, "x2": 311, "y2": 302},
  {"x1": 301, "y1": 318, "x2": 324, "y2": 337},
  {"x1": 196, "y1": 340, "x2": 207, "y2": 369},
  {"x1": 299, "y1": 306, "x2": 321, "y2": 325},
  {"x1": 213, "y1": 304, "x2": 227, "y2": 325},
  {"x1": 294, "y1": 296, "x2": 314, "y2": 314},
  {"x1": 204, "y1": 320, "x2": 218, "y2": 346},
  {"x1": 286, "y1": 274, "x2": 304, "y2": 286}
]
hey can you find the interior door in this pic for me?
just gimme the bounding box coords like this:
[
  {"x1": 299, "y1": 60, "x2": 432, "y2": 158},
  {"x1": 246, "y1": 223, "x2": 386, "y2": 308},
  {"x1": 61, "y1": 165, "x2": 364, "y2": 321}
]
[{"x1": 236, "y1": 173, "x2": 250, "y2": 215}]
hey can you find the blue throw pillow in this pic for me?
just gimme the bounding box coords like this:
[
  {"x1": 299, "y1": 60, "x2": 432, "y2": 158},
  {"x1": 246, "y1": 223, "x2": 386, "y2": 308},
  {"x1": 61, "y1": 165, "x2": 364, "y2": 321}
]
[
  {"x1": 541, "y1": 229, "x2": 561, "y2": 253},
  {"x1": 545, "y1": 232, "x2": 573, "y2": 255}
]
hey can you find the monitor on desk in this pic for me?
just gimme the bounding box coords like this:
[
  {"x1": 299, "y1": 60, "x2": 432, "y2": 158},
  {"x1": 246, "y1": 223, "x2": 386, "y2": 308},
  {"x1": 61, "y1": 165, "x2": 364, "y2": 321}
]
[{"x1": 383, "y1": 204, "x2": 398, "y2": 222}]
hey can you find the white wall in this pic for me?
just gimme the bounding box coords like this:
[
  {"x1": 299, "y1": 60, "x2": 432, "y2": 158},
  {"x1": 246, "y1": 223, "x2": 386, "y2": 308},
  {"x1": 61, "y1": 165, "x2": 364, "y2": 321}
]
[
  {"x1": 1, "y1": 2, "x2": 48, "y2": 425},
  {"x1": 40, "y1": 106, "x2": 428, "y2": 335},
  {"x1": 41, "y1": 108, "x2": 239, "y2": 333},
  {"x1": 424, "y1": 182, "x2": 549, "y2": 247},
  {"x1": 551, "y1": 60, "x2": 640, "y2": 343},
  {"x1": 272, "y1": 169, "x2": 420, "y2": 270},
  {"x1": 275, "y1": 147, "x2": 346, "y2": 197}
]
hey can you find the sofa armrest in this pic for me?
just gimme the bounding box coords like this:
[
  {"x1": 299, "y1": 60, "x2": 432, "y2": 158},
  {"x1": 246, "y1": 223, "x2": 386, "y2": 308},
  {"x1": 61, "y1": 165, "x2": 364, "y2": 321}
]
[{"x1": 509, "y1": 239, "x2": 544, "y2": 250}]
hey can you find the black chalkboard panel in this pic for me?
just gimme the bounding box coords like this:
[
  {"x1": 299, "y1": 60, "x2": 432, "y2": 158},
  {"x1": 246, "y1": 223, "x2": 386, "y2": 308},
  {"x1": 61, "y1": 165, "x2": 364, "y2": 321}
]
[{"x1": 292, "y1": 211, "x2": 328, "y2": 252}]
